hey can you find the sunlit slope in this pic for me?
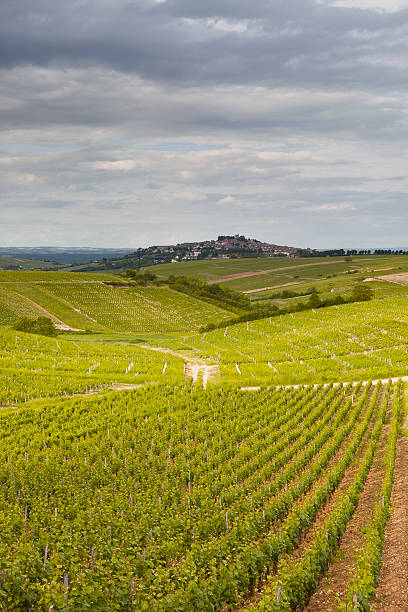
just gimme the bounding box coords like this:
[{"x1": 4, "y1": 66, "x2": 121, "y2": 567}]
[
  {"x1": 0, "y1": 271, "x2": 119, "y2": 282},
  {"x1": 35, "y1": 283, "x2": 231, "y2": 332},
  {"x1": 0, "y1": 328, "x2": 184, "y2": 405},
  {"x1": 176, "y1": 296, "x2": 408, "y2": 385},
  {"x1": 0, "y1": 382, "x2": 403, "y2": 608},
  {"x1": 149, "y1": 255, "x2": 334, "y2": 283},
  {"x1": 0, "y1": 274, "x2": 232, "y2": 332}
]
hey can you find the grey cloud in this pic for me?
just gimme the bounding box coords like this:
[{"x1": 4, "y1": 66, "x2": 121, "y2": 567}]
[
  {"x1": 1, "y1": 0, "x2": 408, "y2": 248},
  {"x1": 1, "y1": 0, "x2": 408, "y2": 90},
  {"x1": 145, "y1": 181, "x2": 162, "y2": 189},
  {"x1": 1, "y1": 67, "x2": 407, "y2": 145}
]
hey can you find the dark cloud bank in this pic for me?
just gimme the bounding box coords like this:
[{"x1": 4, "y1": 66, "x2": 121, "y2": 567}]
[{"x1": 0, "y1": 0, "x2": 407, "y2": 247}]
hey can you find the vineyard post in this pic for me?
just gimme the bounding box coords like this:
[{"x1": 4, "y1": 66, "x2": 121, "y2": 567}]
[{"x1": 64, "y1": 573, "x2": 69, "y2": 602}]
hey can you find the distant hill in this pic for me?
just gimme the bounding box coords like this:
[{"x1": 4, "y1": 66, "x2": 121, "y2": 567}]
[
  {"x1": 0, "y1": 247, "x2": 134, "y2": 265},
  {"x1": 71, "y1": 235, "x2": 313, "y2": 272},
  {"x1": 0, "y1": 255, "x2": 63, "y2": 271}
]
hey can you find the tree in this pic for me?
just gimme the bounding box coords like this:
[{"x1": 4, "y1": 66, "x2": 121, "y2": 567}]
[
  {"x1": 349, "y1": 284, "x2": 374, "y2": 302},
  {"x1": 308, "y1": 293, "x2": 321, "y2": 308}
]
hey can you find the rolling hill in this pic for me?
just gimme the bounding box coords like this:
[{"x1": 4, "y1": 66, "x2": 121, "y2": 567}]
[{"x1": 1, "y1": 256, "x2": 408, "y2": 610}]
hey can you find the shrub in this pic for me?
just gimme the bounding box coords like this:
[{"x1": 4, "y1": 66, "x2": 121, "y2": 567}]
[{"x1": 12, "y1": 316, "x2": 57, "y2": 337}]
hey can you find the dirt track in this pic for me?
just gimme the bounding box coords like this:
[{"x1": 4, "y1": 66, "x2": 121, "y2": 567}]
[
  {"x1": 14, "y1": 292, "x2": 83, "y2": 331},
  {"x1": 244, "y1": 281, "x2": 304, "y2": 294},
  {"x1": 208, "y1": 259, "x2": 352, "y2": 284},
  {"x1": 373, "y1": 419, "x2": 408, "y2": 611},
  {"x1": 140, "y1": 344, "x2": 219, "y2": 387}
]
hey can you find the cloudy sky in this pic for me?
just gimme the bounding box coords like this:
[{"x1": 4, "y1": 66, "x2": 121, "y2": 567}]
[{"x1": 1, "y1": 0, "x2": 408, "y2": 248}]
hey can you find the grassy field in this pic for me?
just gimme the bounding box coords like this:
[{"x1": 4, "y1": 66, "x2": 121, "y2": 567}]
[
  {"x1": 148, "y1": 254, "x2": 408, "y2": 292},
  {"x1": 0, "y1": 255, "x2": 62, "y2": 270}
]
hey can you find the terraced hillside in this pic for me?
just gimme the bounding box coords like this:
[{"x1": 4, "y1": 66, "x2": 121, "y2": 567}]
[{"x1": 0, "y1": 272, "x2": 232, "y2": 332}]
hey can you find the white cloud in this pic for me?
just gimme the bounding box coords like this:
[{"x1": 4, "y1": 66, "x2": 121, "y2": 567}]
[
  {"x1": 328, "y1": 0, "x2": 408, "y2": 12},
  {"x1": 8, "y1": 172, "x2": 40, "y2": 184},
  {"x1": 207, "y1": 19, "x2": 250, "y2": 33},
  {"x1": 92, "y1": 160, "x2": 136, "y2": 171},
  {"x1": 306, "y1": 202, "x2": 358, "y2": 212},
  {"x1": 218, "y1": 195, "x2": 236, "y2": 205}
]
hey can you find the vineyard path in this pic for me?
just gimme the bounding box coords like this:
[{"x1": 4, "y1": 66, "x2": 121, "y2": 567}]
[
  {"x1": 14, "y1": 292, "x2": 84, "y2": 331},
  {"x1": 244, "y1": 280, "x2": 315, "y2": 294},
  {"x1": 304, "y1": 386, "x2": 392, "y2": 610},
  {"x1": 0, "y1": 382, "x2": 158, "y2": 410},
  {"x1": 139, "y1": 344, "x2": 220, "y2": 387},
  {"x1": 372, "y1": 410, "x2": 408, "y2": 611}
]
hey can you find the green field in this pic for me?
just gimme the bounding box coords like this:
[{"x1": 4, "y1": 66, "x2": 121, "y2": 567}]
[
  {"x1": 177, "y1": 297, "x2": 408, "y2": 385},
  {"x1": 0, "y1": 271, "x2": 119, "y2": 282},
  {"x1": 0, "y1": 274, "x2": 232, "y2": 333},
  {"x1": 0, "y1": 260, "x2": 407, "y2": 609},
  {"x1": 0, "y1": 256, "x2": 62, "y2": 271},
  {"x1": 0, "y1": 327, "x2": 184, "y2": 406},
  {"x1": 148, "y1": 254, "x2": 408, "y2": 293}
]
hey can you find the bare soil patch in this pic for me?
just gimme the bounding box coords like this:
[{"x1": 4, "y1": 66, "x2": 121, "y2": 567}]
[
  {"x1": 377, "y1": 272, "x2": 408, "y2": 285},
  {"x1": 372, "y1": 430, "x2": 408, "y2": 611},
  {"x1": 139, "y1": 344, "x2": 219, "y2": 387},
  {"x1": 303, "y1": 395, "x2": 391, "y2": 611}
]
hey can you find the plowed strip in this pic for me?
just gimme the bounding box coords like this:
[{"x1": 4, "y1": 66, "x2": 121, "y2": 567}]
[
  {"x1": 372, "y1": 432, "x2": 408, "y2": 611},
  {"x1": 303, "y1": 390, "x2": 393, "y2": 611},
  {"x1": 236, "y1": 386, "x2": 379, "y2": 610}
]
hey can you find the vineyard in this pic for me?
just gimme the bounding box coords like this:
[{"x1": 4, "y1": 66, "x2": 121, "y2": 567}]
[
  {"x1": 0, "y1": 381, "x2": 405, "y2": 609},
  {"x1": 0, "y1": 264, "x2": 407, "y2": 610},
  {"x1": 0, "y1": 328, "x2": 184, "y2": 406},
  {"x1": 0, "y1": 275, "x2": 231, "y2": 332},
  {"x1": 172, "y1": 296, "x2": 408, "y2": 386}
]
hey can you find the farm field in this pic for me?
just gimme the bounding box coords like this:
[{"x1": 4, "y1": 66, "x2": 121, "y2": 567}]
[
  {"x1": 0, "y1": 380, "x2": 405, "y2": 609},
  {"x1": 148, "y1": 254, "x2": 408, "y2": 289},
  {"x1": 145, "y1": 295, "x2": 408, "y2": 387},
  {"x1": 0, "y1": 273, "x2": 232, "y2": 333},
  {"x1": 0, "y1": 328, "x2": 184, "y2": 406},
  {"x1": 0, "y1": 256, "x2": 63, "y2": 271},
  {"x1": 0, "y1": 262, "x2": 407, "y2": 610}
]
